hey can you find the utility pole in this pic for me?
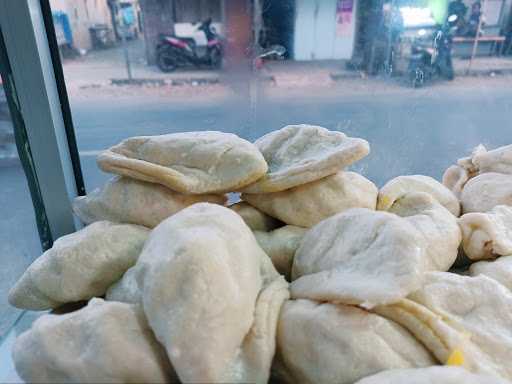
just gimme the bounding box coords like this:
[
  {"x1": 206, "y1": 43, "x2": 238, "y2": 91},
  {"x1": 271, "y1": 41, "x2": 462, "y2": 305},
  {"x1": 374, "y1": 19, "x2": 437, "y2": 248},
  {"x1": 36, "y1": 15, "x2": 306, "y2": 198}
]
[
  {"x1": 116, "y1": 0, "x2": 133, "y2": 81},
  {"x1": 466, "y1": 0, "x2": 486, "y2": 75}
]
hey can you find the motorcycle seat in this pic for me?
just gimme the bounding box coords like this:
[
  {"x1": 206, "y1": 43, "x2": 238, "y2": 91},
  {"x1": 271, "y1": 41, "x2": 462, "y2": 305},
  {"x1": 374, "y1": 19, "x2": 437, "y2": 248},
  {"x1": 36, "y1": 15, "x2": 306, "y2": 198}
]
[
  {"x1": 178, "y1": 37, "x2": 196, "y2": 49},
  {"x1": 159, "y1": 34, "x2": 196, "y2": 49}
]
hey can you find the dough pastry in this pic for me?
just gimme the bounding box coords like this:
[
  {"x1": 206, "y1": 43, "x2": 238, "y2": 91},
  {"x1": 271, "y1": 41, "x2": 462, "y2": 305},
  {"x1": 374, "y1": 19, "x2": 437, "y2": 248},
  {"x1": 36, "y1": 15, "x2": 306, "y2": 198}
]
[
  {"x1": 97, "y1": 131, "x2": 268, "y2": 194},
  {"x1": 241, "y1": 125, "x2": 369, "y2": 193},
  {"x1": 13, "y1": 298, "x2": 176, "y2": 383},
  {"x1": 9, "y1": 221, "x2": 149, "y2": 310},
  {"x1": 243, "y1": 171, "x2": 378, "y2": 227},
  {"x1": 73, "y1": 176, "x2": 226, "y2": 228}
]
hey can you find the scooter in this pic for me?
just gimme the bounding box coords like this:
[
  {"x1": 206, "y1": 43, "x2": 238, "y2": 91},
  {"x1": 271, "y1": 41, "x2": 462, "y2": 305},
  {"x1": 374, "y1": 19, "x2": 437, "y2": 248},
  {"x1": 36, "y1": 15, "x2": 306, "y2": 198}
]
[
  {"x1": 156, "y1": 18, "x2": 222, "y2": 72},
  {"x1": 408, "y1": 15, "x2": 458, "y2": 88}
]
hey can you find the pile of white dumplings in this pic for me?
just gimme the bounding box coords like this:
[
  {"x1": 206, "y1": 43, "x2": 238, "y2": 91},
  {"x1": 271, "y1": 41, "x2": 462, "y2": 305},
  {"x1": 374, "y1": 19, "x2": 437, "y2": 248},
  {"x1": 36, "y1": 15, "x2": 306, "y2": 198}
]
[{"x1": 8, "y1": 125, "x2": 512, "y2": 384}]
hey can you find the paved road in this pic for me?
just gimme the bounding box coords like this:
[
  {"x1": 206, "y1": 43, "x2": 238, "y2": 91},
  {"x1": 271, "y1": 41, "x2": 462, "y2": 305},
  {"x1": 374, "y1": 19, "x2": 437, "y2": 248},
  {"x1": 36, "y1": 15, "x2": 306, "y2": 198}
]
[
  {"x1": 2, "y1": 79, "x2": 512, "y2": 336},
  {"x1": 69, "y1": 81, "x2": 512, "y2": 190}
]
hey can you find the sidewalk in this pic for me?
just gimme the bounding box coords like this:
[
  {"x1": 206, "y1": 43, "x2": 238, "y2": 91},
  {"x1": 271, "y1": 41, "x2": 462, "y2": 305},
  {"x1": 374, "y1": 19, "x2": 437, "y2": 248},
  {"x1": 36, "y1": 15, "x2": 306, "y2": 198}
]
[
  {"x1": 453, "y1": 56, "x2": 512, "y2": 76},
  {"x1": 62, "y1": 39, "x2": 219, "y2": 92},
  {"x1": 62, "y1": 38, "x2": 512, "y2": 92}
]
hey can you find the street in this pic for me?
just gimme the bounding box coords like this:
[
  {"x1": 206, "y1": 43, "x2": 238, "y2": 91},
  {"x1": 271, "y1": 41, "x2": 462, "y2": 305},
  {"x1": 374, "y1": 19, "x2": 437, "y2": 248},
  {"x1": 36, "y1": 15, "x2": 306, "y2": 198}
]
[
  {"x1": 69, "y1": 77, "x2": 512, "y2": 189},
  {"x1": 2, "y1": 75, "x2": 512, "y2": 335}
]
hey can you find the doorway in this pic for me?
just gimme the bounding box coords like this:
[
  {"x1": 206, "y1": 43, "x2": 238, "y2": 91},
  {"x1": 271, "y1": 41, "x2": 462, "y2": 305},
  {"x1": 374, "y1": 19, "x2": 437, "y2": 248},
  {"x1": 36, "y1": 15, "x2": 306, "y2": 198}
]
[{"x1": 261, "y1": 0, "x2": 296, "y2": 58}]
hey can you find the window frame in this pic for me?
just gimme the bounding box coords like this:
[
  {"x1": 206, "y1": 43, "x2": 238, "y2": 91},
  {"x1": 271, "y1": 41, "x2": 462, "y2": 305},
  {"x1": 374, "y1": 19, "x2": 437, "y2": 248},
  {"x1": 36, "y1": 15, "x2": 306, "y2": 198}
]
[{"x1": 0, "y1": 0, "x2": 84, "y2": 249}]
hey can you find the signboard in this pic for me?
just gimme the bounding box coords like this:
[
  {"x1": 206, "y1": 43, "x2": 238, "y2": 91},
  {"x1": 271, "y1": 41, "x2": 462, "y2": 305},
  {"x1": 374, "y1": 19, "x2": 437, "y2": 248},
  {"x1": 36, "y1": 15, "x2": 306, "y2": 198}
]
[{"x1": 336, "y1": 0, "x2": 354, "y2": 36}]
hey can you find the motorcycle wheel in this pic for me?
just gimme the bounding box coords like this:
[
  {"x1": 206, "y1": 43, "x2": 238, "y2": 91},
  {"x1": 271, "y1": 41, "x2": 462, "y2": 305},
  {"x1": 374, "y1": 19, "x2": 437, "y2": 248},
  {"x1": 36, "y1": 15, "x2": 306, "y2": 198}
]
[
  {"x1": 157, "y1": 47, "x2": 177, "y2": 73},
  {"x1": 210, "y1": 47, "x2": 222, "y2": 69}
]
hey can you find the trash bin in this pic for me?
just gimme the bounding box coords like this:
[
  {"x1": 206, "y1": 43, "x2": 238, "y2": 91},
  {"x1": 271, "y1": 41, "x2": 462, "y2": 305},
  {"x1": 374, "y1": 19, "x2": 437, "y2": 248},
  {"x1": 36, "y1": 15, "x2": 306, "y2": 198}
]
[{"x1": 89, "y1": 24, "x2": 112, "y2": 49}]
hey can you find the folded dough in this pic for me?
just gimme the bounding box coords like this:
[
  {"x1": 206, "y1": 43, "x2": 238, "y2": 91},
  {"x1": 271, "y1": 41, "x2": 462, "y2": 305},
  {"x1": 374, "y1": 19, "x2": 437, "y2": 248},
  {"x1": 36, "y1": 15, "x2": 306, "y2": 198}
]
[
  {"x1": 276, "y1": 299, "x2": 436, "y2": 384},
  {"x1": 73, "y1": 176, "x2": 227, "y2": 228},
  {"x1": 379, "y1": 272, "x2": 512, "y2": 380},
  {"x1": 378, "y1": 175, "x2": 460, "y2": 216},
  {"x1": 470, "y1": 256, "x2": 512, "y2": 291},
  {"x1": 230, "y1": 201, "x2": 282, "y2": 231},
  {"x1": 442, "y1": 165, "x2": 469, "y2": 198},
  {"x1": 389, "y1": 192, "x2": 461, "y2": 271},
  {"x1": 127, "y1": 203, "x2": 288, "y2": 383},
  {"x1": 13, "y1": 298, "x2": 176, "y2": 383},
  {"x1": 460, "y1": 173, "x2": 512, "y2": 213},
  {"x1": 458, "y1": 144, "x2": 487, "y2": 176},
  {"x1": 243, "y1": 171, "x2": 378, "y2": 227},
  {"x1": 106, "y1": 264, "x2": 143, "y2": 304},
  {"x1": 241, "y1": 125, "x2": 369, "y2": 193},
  {"x1": 354, "y1": 366, "x2": 510, "y2": 384},
  {"x1": 254, "y1": 225, "x2": 308, "y2": 280},
  {"x1": 8, "y1": 221, "x2": 149, "y2": 310},
  {"x1": 458, "y1": 205, "x2": 512, "y2": 261},
  {"x1": 373, "y1": 298, "x2": 471, "y2": 368},
  {"x1": 97, "y1": 131, "x2": 268, "y2": 194},
  {"x1": 291, "y1": 208, "x2": 427, "y2": 308},
  {"x1": 473, "y1": 144, "x2": 512, "y2": 175}
]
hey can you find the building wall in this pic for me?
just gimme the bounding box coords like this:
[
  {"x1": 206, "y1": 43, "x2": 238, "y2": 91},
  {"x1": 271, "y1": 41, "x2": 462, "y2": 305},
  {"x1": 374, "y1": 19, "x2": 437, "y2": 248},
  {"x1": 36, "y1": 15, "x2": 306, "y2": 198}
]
[
  {"x1": 293, "y1": 0, "x2": 358, "y2": 60},
  {"x1": 50, "y1": 0, "x2": 114, "y2": 51},
  {"x1": 140, "y1": 0, "x2": 224, "y2": 64}
]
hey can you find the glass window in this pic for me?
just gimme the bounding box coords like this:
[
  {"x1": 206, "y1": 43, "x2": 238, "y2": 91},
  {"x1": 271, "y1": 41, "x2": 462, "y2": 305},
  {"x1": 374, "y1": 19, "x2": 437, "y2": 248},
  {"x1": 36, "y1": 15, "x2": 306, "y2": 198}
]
[
  {"x1": 4, "y1": 0, "x2": 512, "y2": 380},
  {"x1": 0, "y1": 79, "x2": 41, "y2": 339},
  {"x1": 46, "y1": 0, "x2": 512, "y2": 191}
]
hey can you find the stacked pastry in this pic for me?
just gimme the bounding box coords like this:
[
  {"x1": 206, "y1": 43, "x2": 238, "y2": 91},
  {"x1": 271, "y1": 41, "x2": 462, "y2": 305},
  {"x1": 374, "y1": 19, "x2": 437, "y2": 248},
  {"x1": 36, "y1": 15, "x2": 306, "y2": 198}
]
[
  {"x1": 7, "y1": 126, "x2": 512, "y2": 384},
  {"x1": 443, "y1": 144, "x2": 512, "y2": 294}
]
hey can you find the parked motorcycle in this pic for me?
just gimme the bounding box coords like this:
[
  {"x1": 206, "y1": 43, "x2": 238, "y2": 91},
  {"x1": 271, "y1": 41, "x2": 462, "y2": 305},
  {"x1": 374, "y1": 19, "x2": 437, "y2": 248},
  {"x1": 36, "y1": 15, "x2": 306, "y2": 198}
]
[
  {"x1": 408, "y1": 15, "x2": 458, "y2": 88},
  {"x1": 156, "y1": 18, "x2": 222, "y2": 72}
]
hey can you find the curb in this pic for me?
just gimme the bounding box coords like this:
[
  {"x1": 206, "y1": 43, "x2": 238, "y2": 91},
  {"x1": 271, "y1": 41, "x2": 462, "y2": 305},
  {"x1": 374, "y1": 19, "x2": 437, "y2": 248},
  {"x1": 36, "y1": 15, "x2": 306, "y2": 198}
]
[
  {"x1": 330, "y1": 72, "x2": 367, "y2": 80},
  {"x1": 455, "y1": 68, "x2": 512, "y2": 77},
  {"x1": 330, "y1": 68, "x2": 512, "y2": 81},
  {"x1": 110, "y1": 77, "x2": 220, "y2": 87}
]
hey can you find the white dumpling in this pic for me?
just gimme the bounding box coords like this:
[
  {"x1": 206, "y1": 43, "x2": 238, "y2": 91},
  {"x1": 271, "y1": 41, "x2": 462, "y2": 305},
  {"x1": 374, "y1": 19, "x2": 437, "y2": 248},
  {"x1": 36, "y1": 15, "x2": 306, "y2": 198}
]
[
  {"x1": 254, "y1": 225, "x2": 308, "y2": 280},
  {"x1": 73, "y1": 176, "x2": 226, "y2": 228},
  {"x1": 389, "y1": 192, "x2": 461, "y2": 271},
  {"x1": 8, "y1": 221, "x2": 149, "y2": 310},
  {"x1": 390, "y1": 271, "x2": 512, "y2": 382},
  {"x1": 354, "y1": 366, "x2": 510, "y2": 384},
  {"x1": 13, "y1": 298, "x2": 176, "y2": 383},
  {"x1": 276, "y1": 299, "x2": 436, "y2": 384},
  {"x1": 97, "y1": 131, "x2": 268, "y2": 194},
  {"x1": 473, "y1": 143, "x2": 512, "y2": 175},
  {"x1": 458, "y1": 144, "x2": 487, "y2": 175},
  {"x1": 243, "y1": 171, "x2": 378, "y2": 227},
  {"x1": 241, "y1": 125, "x2": 369, "y2": 193},
  {"x1": 373, "y1": 297, "x2": 472, "y2": 368},
  {"x1": 106, "y1": 264, "x2": 143, "y2": 304},
  {"x1": 470, "y1": 256, "x2": 512, "y2": 291},
  {"x1": 442, "y1": 165, "x2": 469, "y2": 198},
  {"x1": 126, "y1": 203, "x2": 288, "y2": 383},
  {"x1": 378, "y1": 175, "x2": 460, "y2": 216},
  {"x1": 459, "y1": 205, "x2": 512, "y2": 260},
  {"x1": 230, "y1": 201, "x2": 282, "y2": 231},
  {"x1": 460, "y1": 173, "x2": 512, "y2": 213},
  {"x1": 407, "y1": 272, "x2": 512, "y2": 381},
  {"x1": 291, "y1": 208, "x2": 427, "y2": 308},
  {"x1": 442, "y1": 145, "x2": 487, "y2": 197}
]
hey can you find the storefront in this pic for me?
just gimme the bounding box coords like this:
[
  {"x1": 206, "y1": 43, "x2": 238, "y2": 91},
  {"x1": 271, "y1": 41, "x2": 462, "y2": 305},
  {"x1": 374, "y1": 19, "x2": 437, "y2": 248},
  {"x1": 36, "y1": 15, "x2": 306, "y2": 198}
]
[{"x1": 293, "y1": 0, "x2": 358, "y2": 60}]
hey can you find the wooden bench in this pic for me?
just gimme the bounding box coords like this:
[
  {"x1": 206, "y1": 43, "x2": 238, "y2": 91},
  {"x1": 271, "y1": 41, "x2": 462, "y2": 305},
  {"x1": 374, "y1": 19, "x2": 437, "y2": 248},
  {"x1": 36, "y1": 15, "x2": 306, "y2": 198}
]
[{"x1": 453, "y1": 35, "x2": 506, "y2": 55}]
